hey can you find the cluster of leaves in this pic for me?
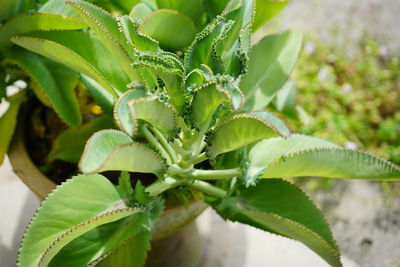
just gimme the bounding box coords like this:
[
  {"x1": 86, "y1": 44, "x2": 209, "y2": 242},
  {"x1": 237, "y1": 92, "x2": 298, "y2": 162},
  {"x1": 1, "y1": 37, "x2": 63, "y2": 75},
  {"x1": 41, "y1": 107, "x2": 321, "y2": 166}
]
[{"x1": 2, "y1": 1, "x2": 400, "y2": 267}]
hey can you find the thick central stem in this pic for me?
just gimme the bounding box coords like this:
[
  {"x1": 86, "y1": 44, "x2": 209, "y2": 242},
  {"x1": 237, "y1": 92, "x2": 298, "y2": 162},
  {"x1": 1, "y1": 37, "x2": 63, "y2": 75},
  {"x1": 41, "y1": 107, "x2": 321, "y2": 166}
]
[{"x1": 143, "y1": 124, "x2": 232, "y2": 198}]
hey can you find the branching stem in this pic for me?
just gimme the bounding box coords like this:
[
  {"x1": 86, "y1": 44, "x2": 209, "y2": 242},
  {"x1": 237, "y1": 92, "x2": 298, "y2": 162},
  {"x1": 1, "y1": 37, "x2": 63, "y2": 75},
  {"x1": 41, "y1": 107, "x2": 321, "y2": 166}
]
[
  {"x1": 189, "y1": 168, "x2": 242, "y2": 180},
  {"x1": 145, "y1": 177, "x2": 183, "y2": 196},
  {"x1": 141, "y1": 126, "x2": 171, "y2": 164},
  {"x1": 151, "y1": 127, "x2": 178, "y2": 163},
  {"x1": 189, "y1": 180, "x2": 227, "y2": 198}
]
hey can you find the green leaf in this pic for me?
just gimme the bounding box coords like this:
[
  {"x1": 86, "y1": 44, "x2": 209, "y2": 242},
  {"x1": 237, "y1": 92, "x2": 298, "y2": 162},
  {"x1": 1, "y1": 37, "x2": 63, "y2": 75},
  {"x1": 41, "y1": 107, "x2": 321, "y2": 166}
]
[
  {"x1": 184, "y1": 16, "x2": 234, "y2": 74},
  {"x1": 39, "y1": 0, "x2": 80, "y2": 17},
  {"x1": 206, "y1": 111, "x2": 290, "y2": 159},
  {"x1": 253, "y1": 0, "x2": 288, "y2": 31},
  {"x1": 40, "y1": 208, "x2": 140, "y2": 266},
  {"x1": 66, "y1": 0, "x2": 139, "y2": 80},
  {"x1": 118, "y1": 15, "x2": 159, "y2": 52},
  {"x1": 155, "y1": 0, "x2": 205, "y2": 26},
  {"x1": 129, "y1": 95, "x2": 177, "y2": 137},
  {"x1": 129, "y1": 2, "x2": 154, "y2": 21},
  {"x1": 96, "y1": 231, "x2": 151, "y2": 267},
  {"x1": 0, "y1": 0, "x2": 35, "y2": 23},
  {"x1": 48, "y1": 191, "x2": 164, "y2": 267},
  {"x1": 190, "y1": 79, "x2": 244, "y2": 129},
  {"x1": 203, "y1": 0, "x2": 230, "y2": 18},
  {"x1": 240, "y1": 30, "x2": 303, "y2": 111},
  {"x1": 12, "y1": 30, "x2": 128, "y2": 96},
  {"x1": 49, "y1": 115, "x2": 114, "y2": 163},
  {"x1": 273, "y1": 79, "x2": 297, "y2": 118},
  {"x1": 133, "y1": 51, "x2": 185, "y2": 111},
  {"x1": 79, "y1": 129, "x2": 166, "y2": 176},
  {"x1": 0, "y1": 92, "x2": 26, "y2": 164},
  {"x1": 114, "y1": 88, "x2": 147, "y2": 136},
  {"x1": 17, "y1": 174, "x2": 139, "y2": 267},
  {"x1": 220, "y1": 0, "x2": 255, "y2": 74},
  {"x1": 139, "y1": 9, "x2": 196, "y2": 50},
  {"x1": 0, "y1": 13, "x2": 86, "y2": 50},
  {"x1": 117, "y1": 171, "x2": 134, "y2": 201},
  {"x1": 243, "y1": 134, "x2": 339, "y2": 185},
  {"x1": 217, "y1": 179, "x2": 341, "y2": 267},
  {"x1": 80, "y1": 75, "x2": 114, "y2": 114},
  {"x1": 262, "y1": 148, "x2": 400, "y2": 181},
  {"x1": 5, "y1": 47, "x2": 82, "y2": 127}
]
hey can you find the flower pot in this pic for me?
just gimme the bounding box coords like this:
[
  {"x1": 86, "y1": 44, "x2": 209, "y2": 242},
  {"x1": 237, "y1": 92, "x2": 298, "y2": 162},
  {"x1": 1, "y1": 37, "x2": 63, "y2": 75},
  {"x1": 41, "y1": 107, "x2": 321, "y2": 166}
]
[{"x1": 8, "y1": 108, "x2": 207, "y2": 266}]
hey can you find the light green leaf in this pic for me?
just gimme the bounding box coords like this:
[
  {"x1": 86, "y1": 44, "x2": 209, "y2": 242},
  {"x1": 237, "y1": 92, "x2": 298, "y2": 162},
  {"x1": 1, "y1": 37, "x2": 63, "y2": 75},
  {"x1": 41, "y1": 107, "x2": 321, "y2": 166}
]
[
  {"x1": 217, "y1": 179, "x2": 341, "y2": 267},
  {"x1": 96, "y1": 231, "x2": 151, "y2": 267},
  {"x1": 190, "y1": 79, "x2": 244, "y2": 129},
  {"x1": 262, "y1": 148, "x2": 400, "y2": 181},
  {"x1": 12, "y1": 30, "x2": 129, "y2": 96},
  {"x1": 129, "y1": 95, "x2": 177, "y2": 137},
  {"x1": 253, "y1": 0, "x2": 288, "y2": 31},
  {"x1": 0, "y1": 92, "x2": 26, "y2": 164},
  {"x1": 240, "y1": 30, "x2": 303, "y2": 111},
  {"x1": 17, "y1": 174, "x2": 139, "y2": 267},
  {"x1": 0, "y1": 13, "x2": 86, "y2": 50},
  {"x1": 207, "y1": 111, "x2": 290, "y2": 159},
  {"x1": 114, "y1": 88, "x2": 147, "y2": 136},
  {"x1": 65, "y1": 0, "x2": 139, "y2": 80},
  {"x1": 39, "y1": 0, "x2": 80, "y2": 17},
  {"x1": 129, "y1": 2, "x2": 154, "y2": 21},
  {"x1": 244, "y1": 134, "x2": 338, "y2": 185},
  {"x1": 273, "y1": 79, "x2": 297, "y2": 118},
  {"x1": 49, "y1": 115, "x2": 114, "y2": 163},
  {"x1": 139, "y1": 9, "x2": 196, "y2": 50},
  {"x1": 118, "y1": 15, "x2": 159, "y2": 52},
  {"x1": 5, "y1": 47, "x2": 81, "y2": 127},
  {"x1": 79, "y1": 129, "x2": 166, "y2": 176}
]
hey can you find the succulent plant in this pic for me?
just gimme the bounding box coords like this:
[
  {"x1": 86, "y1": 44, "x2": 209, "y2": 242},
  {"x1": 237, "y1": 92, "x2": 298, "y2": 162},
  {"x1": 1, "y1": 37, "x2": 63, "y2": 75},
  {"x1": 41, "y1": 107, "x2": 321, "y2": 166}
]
[{"x1": 7, "y1": 0, "x2": 400, "y2": 266}]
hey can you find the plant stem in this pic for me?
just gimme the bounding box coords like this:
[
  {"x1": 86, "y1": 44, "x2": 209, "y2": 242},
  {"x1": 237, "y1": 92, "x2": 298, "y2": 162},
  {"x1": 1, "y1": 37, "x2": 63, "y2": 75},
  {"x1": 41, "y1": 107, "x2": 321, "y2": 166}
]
[
  {"x1": 145, "y1": 177, "x2": 183, "y2": 196},
  {"x1": 189, "y1": 168, "x2": 242, "y2": 180},
  {"x1": 189, "y1": 180, "x2": 227, "y2": 198},
  {"x1": 141, "y1": 126, "x2": 171, "y2": 164},
  {"x1": 184, "y1": 153, "x2": 207, "y2": 166},
  {"x1": 151, "y1": 127, "x2": 178, "y2": 163}
]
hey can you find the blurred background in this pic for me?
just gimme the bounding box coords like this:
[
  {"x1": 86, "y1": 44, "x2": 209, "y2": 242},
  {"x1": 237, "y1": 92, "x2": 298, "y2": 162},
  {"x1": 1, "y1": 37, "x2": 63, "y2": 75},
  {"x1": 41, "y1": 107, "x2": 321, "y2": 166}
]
[{"x1": 1, "y1": 0, "x2": 399, "y2": 266}]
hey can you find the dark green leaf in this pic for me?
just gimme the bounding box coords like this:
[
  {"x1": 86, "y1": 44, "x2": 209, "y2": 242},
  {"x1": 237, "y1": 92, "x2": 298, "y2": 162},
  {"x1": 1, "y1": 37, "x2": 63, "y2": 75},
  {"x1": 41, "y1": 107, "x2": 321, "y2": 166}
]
[
  {"x1": 0, "y1": 13, "x2": 86, "y2": 50},
  {"x1": 12, "y1": 30, "x2": 129, "y2": 96},
  {"x1": 5, "y1": 48, "x2": 81, "y2": 127},
  {"x1": 96, "y1": 231, "x2": 151, "y2": 267},
  {"x1": 217, "y1": 179, "x2": 341, "y2": 267},
  {"x1": 48, "y1": 115, "x2": 114, "y2": 163}
]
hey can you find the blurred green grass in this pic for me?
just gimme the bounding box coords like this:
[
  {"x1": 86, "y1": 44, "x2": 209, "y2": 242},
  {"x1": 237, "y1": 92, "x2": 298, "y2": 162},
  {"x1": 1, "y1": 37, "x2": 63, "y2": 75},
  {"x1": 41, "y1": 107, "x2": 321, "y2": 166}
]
[{"x1": 288, "y1": 35, "x2": 400, "y2": 165}]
